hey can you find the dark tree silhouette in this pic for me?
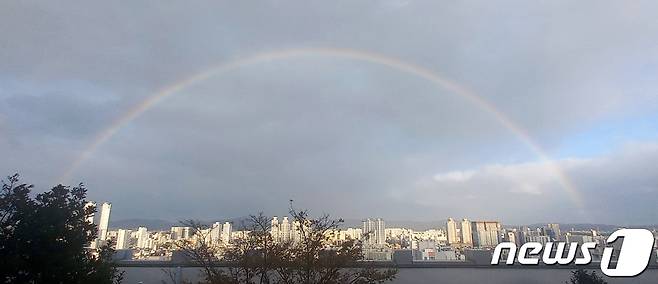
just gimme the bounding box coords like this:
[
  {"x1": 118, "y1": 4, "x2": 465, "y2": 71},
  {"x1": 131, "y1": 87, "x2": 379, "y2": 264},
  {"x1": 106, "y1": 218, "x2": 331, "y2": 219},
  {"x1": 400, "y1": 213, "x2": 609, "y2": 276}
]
[
  {"x1": 223, "y1": 213, "x2": 277, "y2": 284},
  {"x1": 566, "y1": 269, "x2": 608, "y2": 284},
  {"x1": 274, "y1": 205, "x2": 397, "y2": 284},
  {"x1": 0, "y1": 174, "x2": 124, "y2": 283},
  {"x1": 175, "y1": 203, "x2": 397, "y2": 284},
  {"x1": 174, "y1": 220, "x2": 233, "y2": 284}
]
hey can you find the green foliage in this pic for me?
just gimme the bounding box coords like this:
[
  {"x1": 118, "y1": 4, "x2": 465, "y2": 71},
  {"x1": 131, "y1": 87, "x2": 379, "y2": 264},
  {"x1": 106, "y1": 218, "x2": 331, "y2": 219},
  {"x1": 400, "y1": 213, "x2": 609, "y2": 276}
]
[
  {"x1": 566, "y1": 269, "x2": 608, "y2": 284},
  {"x1": 0, "y1": 174, "x2": 123, "y2": 283}
]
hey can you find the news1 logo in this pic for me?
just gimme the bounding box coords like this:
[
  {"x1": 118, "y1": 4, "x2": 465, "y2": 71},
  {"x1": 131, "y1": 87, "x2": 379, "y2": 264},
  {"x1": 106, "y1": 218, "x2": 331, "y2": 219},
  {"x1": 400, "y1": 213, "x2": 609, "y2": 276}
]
[{"x1": 491, "y1": 229, "x2": 655, "y2": 277}]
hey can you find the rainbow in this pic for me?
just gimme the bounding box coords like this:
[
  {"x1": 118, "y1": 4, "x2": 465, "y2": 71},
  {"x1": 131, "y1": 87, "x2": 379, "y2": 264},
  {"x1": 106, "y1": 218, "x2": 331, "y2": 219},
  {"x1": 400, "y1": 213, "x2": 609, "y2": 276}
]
[{"x1": 59, "y1": 47, "x2": 584, "y2": 209}]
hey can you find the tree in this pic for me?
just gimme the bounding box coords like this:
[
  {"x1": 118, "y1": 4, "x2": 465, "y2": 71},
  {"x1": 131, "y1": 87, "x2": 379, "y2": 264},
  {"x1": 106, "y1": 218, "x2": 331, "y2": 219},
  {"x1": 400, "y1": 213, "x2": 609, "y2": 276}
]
[
  {"x1": 173, "y1": 214, "x2": 284, "y2": 284},
  {"x1": 176, "y1": 203, "x2": 397, "y2": 284},
  {"x1": 0, "y1": 174, "x2": 124, "y2": 283},
  {"x1": 174, "y1": 220, "x2": 232, "y2": 284},
  {"x1": 222, "y1": 213, "x2": 277, "y2": 284},
  {"x1": 566, "y1": 269, "x2": 608, "y2": 284},
  {"x1": 273, "y1": 205, "x2": 397, "y2": 284}
]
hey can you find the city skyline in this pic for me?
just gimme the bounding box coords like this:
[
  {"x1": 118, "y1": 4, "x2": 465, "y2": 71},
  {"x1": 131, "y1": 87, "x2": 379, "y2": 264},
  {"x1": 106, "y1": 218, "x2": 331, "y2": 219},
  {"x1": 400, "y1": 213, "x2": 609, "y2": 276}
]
[
  {"x1": 2, "y1": 1, "x2": 658, "y2": 225},
  {"x1": 90, "y1": 199, "x2": 658, "y2": 232},
  {"x1": 87, "y1": 200, "x2": 657, "y2": 265},
  {"x1": 65, "y1": 199, "x2": 658, "y2": 269}
]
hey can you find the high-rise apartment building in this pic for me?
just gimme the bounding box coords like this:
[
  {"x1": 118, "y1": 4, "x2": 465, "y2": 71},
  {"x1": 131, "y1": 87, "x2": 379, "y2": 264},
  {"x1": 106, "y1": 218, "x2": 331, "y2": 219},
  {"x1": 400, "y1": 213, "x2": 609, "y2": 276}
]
[
  {"x1": 447, "y1": 218, "x2": 475, "y2": 246},
  {"x1": 170, "y1": 226, "x2": 192, "y2": 240},
  {"x1": 280, "y1": 217, "x2": 290, "y2": 242},
  {"x1": 271, "y1": 217, "x2": 280, "y2": 243},
  {"x1": 116, "y1": 229, "x2": 131, "y2": 250},
  {"x1": 363, "y1": 218, "x2": 385, "y2": 246},
  {"x1": 471, "y1": 221, "x2": 501, "y2": 248},
  {"x1": 460, "y1": 218, "x2": 473, "y2": 245},
  {"x1": 98, "y1": 202, "x2": 112, "y2": 241},
  {"x1": 290, "y1": 220, "x2": 302, "y2": 243},
  {"x1": 136, "y1": 227, "x2": 149, "y2": 249},
  {"x1": 269, "y1": 216, "x2": 292, "y2": 243},
  {"x1": 446, "y1": 218, "x2": 459, "y2": 244},
  {"x1": 211, "y1": 222, "x2": 222, "y2": 244},
  {"x1": 222, "y1": 222, "x2": 232, "y2": 244}
]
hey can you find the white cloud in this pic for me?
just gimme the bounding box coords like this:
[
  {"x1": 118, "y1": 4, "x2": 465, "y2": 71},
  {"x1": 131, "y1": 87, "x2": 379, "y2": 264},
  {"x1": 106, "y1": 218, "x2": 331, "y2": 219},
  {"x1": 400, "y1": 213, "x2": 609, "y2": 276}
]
[
  {"x1": 411, "y1": 143, "x2": 658, "y2": 224},
  {"x1": 430, "y1": 162, "x2": 563, "y2": 195},
  {"x1": 433, "y1": 170, "x2": 475, "y2": 182}
]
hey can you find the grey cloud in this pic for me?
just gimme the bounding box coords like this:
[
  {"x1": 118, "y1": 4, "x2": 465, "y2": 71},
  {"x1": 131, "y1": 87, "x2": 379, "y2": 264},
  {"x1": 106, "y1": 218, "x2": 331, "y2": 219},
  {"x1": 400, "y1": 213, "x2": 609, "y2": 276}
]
[
  {"x1": 415, "y1": 143, "x2": 658, "y2": 224},
  {"x1": 0, "y1": 80, "x2": 122, "y2": 140},
  {"x1": 1, "y1": 1, "x2": 657, "y2": 223}
]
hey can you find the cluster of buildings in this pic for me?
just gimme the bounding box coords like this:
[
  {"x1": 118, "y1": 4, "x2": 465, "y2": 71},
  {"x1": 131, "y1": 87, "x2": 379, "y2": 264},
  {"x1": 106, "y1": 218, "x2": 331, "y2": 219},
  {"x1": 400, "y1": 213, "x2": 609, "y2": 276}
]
[
  {"x1": 85, "y1": 202, "x2": 658, "y2": 264},
  {"x1": 86, "y1": 201, "x2": 112, "y2": 249},
  {"x1": 444, "y1": 218, "x2": 594, "y2": 250}
]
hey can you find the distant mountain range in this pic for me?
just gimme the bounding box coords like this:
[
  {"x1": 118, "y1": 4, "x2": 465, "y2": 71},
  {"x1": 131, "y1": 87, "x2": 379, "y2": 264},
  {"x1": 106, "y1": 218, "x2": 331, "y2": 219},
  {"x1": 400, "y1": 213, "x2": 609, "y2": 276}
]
[
  {"x1": 109, "y1": 219, "x2": 178, "y2": 230},
  {"x1": 111, "y1": 218, "x2": 657, "y2": 232},
  {"x1": 110, "y1": 216, "x2": 253, "y2": 230},
  {"x1": 110, "y1": 218, "x2": 446, "y2": 231},
  {"x1": 520, "y1": 223, "x2": 658, "y2": 232},
  {"x1": 341, "y1": 219, "x2": 446, "y2": 231}
]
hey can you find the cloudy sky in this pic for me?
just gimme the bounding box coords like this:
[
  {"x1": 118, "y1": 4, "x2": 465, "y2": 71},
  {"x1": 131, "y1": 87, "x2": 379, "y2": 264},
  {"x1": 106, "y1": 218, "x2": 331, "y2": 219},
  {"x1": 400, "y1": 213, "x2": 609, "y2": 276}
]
[{"x1": 1, "y1": 1, "x2": 657, "y2": 225}]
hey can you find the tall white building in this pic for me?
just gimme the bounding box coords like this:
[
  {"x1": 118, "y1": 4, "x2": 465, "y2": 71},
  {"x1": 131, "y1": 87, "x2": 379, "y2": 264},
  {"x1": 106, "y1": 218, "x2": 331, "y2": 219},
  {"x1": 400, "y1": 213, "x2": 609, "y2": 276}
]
[
  {"x1": 98, "y1": 202, "x2": 112, "y2": 241},
  {"x1": 280, "y1": 217, "x2": 290, "y2": 242},
  {"x1": 446, "y1": 218, "x2": 459, "y2": 244},
  {"x1": 136, "y1": 227, "x2": 149, "y2": 249},
  {"x1": 290, "y1": 220, "x2": 303, "y2": 243},
  {"x1": 460, "y1": 218, "x2": 473, "y2": 245},
  {"x1": 271, "y1": 217, "x2": 280, "y2": 243},
  {"x1": 116, "y1": 229, "x2": 132, "y2": 250},
  {"x1": 363, "y1": 218, "x2": 385, "y2": 246},
  {"x1": 211, "y1": 222, "x2": 222, "y2": 244},
  {"x1": 171, "y1": 226, "x2": 192, "y2": 240},
  {"x1": 222, "y1": 222, "x2": 232, "y2": 244},
  {"x1": 269, "y1": 216, "x2": 292, "y2": 243}
]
